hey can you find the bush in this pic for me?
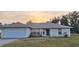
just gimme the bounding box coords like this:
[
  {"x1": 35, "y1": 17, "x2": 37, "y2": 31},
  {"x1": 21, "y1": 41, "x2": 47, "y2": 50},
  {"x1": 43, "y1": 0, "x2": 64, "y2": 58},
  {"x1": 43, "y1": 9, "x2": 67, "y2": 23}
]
[{"x1": 64, "y1": 34, "x2": 68, "y2": 38}]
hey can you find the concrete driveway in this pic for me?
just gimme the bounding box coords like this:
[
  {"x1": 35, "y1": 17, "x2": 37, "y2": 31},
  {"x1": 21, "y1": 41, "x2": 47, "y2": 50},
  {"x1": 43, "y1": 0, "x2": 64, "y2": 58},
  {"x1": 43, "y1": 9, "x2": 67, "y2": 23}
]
[{"x1": 0, "y1": 39, "x2": 17, "y2": 46}]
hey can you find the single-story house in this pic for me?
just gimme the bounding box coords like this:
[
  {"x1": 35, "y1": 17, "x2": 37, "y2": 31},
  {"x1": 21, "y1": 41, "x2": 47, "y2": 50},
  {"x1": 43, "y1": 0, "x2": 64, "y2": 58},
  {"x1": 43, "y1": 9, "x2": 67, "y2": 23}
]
[{"x1": 0, "y1": 23, "x2": 72, "y2": 38}]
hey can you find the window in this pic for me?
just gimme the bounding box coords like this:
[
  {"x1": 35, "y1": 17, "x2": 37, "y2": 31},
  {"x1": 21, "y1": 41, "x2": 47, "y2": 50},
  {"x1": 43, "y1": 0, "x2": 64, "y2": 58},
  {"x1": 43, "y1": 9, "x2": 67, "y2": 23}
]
[
  {"x1": 37, "y1": 32, "x2": 40, "y2": 35},
  {"x1": 31, "y1": 32, "x2": 41, "y2": 36},
  {"x1": 43, "y1": 32, "x2": 45, "y2": 34},
  {"x1": 31, "y1": 32, "x2": 36, "y2": 35},
  {"x1": 58, "y1": 29, "x2": 62, "y2": 35}
]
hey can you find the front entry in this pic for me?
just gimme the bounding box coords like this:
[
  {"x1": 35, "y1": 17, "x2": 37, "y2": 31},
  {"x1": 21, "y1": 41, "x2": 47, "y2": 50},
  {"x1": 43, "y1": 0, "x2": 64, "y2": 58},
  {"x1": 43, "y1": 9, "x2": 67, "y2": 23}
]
[
  {"x1": 30, "y1": 29, "x2": 50, "y2": 37},
  {"x1": 46, "y1": 29, "x2": 50, "y2": 36}
]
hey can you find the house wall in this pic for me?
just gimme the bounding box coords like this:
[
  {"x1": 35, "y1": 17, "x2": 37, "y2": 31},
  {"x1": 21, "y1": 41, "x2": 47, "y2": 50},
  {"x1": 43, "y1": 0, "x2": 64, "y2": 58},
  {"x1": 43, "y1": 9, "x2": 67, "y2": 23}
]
[
  {"x1": 31, "y1": 28, "x2": 70, "y2": 37},
  {"x1": 1, "y1": 28, "x2": 31, "y2": 38},
  {"x1": 50, "y1": 28, "x2": 70, "y2": 37},
  {"x1": 1, "y1": 27, "x2": 70, "y2": 38},
  {"x1": 50, "y1": 29, "x2": 58, "y2": 37},
  {"x1": 62, "y1": 29, "x2": 70, "y2": 37}
]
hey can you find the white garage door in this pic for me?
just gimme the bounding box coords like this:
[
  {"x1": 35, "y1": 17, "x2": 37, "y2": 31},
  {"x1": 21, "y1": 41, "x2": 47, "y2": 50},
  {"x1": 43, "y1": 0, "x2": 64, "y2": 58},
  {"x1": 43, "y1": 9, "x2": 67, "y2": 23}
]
[{"x1": 2, "y1": 28, "x2": 30, "y2": 38}]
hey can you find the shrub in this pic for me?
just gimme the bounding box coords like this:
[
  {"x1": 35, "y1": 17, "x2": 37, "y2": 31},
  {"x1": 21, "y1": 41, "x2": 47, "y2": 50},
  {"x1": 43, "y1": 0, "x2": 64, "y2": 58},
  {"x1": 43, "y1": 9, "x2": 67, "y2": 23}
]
[{"x1": 64, "y1": 34, "x2": 68, "y2": 38}]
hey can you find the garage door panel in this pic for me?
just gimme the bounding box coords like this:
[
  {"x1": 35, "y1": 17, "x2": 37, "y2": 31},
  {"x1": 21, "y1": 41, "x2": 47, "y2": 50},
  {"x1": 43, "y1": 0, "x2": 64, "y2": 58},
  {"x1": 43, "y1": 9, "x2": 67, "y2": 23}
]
[{"x1": 2, "y1": 28, "x2": 27, "y2": 38}]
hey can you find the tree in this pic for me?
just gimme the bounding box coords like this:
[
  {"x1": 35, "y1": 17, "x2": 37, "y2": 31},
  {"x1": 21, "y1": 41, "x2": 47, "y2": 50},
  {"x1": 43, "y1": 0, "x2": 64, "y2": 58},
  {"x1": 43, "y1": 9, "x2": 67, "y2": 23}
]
[
  {"x1": 27, "y1": 20, "x2": 32, "y2": 24},
  {"x1": 51, "y1": 17, "x2": 60, "y2": 23},
  {"x1": 60, "y1": 15, "x2": 69, "y2": 26},
  {"x1": 50, "y1": 11, "x2": 79, "y2": 33},
  {"x1": 67, "y1": 11, "x2": 79, "y2": 33},
  {"x1": 0, "y1": 23, "x2": 2, "y2": 26}
]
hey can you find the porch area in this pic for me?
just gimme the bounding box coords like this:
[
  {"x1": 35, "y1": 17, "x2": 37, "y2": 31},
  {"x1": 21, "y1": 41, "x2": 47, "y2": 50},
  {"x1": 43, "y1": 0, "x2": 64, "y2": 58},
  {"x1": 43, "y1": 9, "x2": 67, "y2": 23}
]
[{"x1": 30, "y1": 29, "x2": 50, "y2": 37}]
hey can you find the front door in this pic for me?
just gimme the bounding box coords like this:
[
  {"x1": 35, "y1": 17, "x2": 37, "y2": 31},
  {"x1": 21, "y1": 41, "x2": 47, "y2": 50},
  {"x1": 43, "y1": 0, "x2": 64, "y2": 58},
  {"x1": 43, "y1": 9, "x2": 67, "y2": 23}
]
[{"x1": 46, "y1": 29, "x2": 50, "y2": 36}]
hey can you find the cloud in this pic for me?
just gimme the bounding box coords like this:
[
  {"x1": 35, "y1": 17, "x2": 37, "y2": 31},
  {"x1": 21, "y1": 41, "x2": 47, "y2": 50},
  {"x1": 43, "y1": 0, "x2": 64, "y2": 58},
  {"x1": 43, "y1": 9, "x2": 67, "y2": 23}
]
[{"x1": 0, "y1": 11, "x2": 70, "y2": 24}]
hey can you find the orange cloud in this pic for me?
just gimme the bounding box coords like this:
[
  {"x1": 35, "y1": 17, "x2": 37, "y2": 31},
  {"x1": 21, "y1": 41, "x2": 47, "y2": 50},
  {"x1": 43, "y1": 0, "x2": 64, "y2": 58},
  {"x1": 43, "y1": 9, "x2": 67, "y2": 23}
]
[
  {"x1": 32, "y1": 17, "x2": 47, "y2": 23},
  {"x1": 0, "y1": 11, "x2": 70, "y2": 24}
]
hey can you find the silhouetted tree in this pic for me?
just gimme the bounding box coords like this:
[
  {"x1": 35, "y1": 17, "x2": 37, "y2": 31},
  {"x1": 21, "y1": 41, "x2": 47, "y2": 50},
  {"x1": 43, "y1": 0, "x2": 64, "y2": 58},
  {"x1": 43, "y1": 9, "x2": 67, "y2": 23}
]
[
  {"x1": 0, "y1": 23, "x2": 2, "y2": 26},
  {"x1": 60, "y1": 15, "x2": 69, "y2": 26},
  {"x1": 51, "y1": 17, "x2": 60, "y2": 23},
  {"x1": 50, "y1": 11, "x2": 79, "y2": 33},
  {"x1": 27, "y1": 20, "x2": 32, "y2": 24},
  {"x1": 68, "y1": 11, "x2": 79, "y2": 26},
  {"x1": 67, "y1": 11, "x2": 79, "y2": 33}
]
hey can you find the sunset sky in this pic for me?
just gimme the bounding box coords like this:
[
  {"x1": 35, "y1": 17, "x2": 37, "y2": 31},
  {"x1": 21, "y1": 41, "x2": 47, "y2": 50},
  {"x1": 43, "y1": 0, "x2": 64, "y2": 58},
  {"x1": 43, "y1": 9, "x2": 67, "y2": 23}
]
[{"x1": 0, "y1": 11, "x2": 71, "y2": 24}]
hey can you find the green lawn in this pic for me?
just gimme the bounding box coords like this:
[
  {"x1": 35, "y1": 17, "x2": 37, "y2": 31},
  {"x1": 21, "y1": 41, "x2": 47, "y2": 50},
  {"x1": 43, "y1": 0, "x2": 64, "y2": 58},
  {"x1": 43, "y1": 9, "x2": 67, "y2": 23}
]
[{"x1": 3, "y1": 34, "x2": 79, "y2": 47}]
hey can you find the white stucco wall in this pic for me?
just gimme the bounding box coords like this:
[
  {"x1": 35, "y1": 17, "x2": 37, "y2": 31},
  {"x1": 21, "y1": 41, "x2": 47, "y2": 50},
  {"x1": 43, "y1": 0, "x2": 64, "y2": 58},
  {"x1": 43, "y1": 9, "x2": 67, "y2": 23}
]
[
  {"x1": 50, "y1": 28, "x2": 70, "y2": 37},
  {"x1": 50, "y1": 29, "x2": 58, "y2": 37},
  {"x1": 1, "y1": 28, "x2": 31, "y2": 38},
  {"x1": 25, "y1": 28, "x2": 31, "y2": 37},
  {"x1": 1, "y1": 28, "x2": 70, "y2": 38},
  {"x1": 62, "y1": 29, "x2": 70, "y2": 37},
  {"x1": 31, "y1": 28, "x2": 71, "y2": 37}
]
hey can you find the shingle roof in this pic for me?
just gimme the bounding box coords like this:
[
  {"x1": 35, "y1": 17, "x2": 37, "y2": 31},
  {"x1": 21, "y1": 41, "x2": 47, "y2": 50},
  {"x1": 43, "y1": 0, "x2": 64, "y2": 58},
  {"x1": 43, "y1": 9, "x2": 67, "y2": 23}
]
[
  {"x1": 27, "y1": 23, "x2": 72, "y2": 29},
  {"x1": 0, "y1": 23, "x2": 72, "y2": 29},
  {"x1": 0, "y1": 23, "x2": 29, "y2": 28}
]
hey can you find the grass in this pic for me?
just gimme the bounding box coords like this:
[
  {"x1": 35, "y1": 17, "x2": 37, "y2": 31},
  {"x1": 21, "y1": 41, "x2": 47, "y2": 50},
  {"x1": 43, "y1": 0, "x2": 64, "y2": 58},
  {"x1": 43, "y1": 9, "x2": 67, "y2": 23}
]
[{"x1": 2, "y1": 34, "x2": 79, "y2": 47}]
